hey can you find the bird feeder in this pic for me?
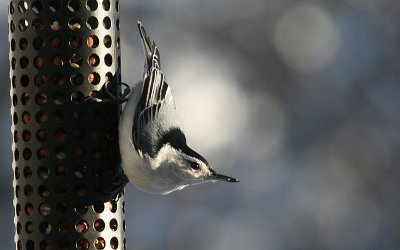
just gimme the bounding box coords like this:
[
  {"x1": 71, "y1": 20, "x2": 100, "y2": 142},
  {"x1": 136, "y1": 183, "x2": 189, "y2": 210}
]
[{"x1": 9, "y1": 0, "x2": 126, "y2": 249}]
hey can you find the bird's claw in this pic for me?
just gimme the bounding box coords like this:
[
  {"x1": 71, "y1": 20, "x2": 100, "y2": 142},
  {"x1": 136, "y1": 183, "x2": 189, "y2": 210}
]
[
  {"x1": 89, "y1": 81, "x2": 131, "y2": 104},
  {"x1": 94, "y1": 170, "x2": 129, "y2": 201},
  {"x1": 110, "y1": 174, "x2": 129, "y2": 201}
]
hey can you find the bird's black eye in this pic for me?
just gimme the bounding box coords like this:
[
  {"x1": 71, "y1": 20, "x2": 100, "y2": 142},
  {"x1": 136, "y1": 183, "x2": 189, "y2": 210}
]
[{"x1": 190, "y1": 162, "x2": 200, "y2": 170}]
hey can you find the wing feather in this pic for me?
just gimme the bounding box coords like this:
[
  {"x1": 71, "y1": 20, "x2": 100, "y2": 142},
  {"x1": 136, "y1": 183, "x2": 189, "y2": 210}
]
[{"x1": 132, "y1": 23, "x2": 180, "y2": 157}]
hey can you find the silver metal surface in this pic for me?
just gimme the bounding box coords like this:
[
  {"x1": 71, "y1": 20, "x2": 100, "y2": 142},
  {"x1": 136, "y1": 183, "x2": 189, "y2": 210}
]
[{"x1": 9, "y1": 0, "x2": 125, "y2": 249}]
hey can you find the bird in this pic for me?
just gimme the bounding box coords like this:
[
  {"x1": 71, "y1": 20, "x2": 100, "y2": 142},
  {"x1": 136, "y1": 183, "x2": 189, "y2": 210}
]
[{"x1": 114, "y1": 22, "x2": 238, "y2": 194}]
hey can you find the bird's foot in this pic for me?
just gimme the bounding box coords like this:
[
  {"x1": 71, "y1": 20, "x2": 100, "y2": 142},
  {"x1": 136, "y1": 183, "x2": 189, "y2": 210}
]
[
  {"x1": 110, "y1": 174, "x2": 129, "y2": 201},
  {"x1": 89, "y1": 81, "x2": 131, "y2": 104},
  {"x1": 98, "y1": 174, "x2": 129, "y2": 201}
]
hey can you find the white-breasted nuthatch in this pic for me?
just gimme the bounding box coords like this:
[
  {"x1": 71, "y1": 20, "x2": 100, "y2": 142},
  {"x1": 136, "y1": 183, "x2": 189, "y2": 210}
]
[{"x1": 96, "y1": 22, "x2": 238, "y2": 195}]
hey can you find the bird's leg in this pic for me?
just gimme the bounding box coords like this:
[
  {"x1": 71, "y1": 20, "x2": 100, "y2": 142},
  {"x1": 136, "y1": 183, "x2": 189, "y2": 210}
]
[
  {"x1": 110, "y1": 173, "x2": 129, "y2": 201},
  {"x1": 89, "y1": 81, "x2": 131, "y2": 104},
  {"x1": 96, "y1": 169, "x2": 129, "y2": 201}
]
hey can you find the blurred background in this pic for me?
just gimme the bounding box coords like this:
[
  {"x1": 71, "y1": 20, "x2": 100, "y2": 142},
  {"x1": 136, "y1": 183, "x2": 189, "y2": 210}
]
[{"x1": 2, "y1": 0, "x2": 400, "y2": 249}]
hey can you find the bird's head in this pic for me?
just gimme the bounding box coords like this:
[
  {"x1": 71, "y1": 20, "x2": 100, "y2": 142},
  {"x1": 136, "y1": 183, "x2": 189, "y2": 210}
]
[
  {"x1": 158, "y1": 143, "x2": 238, "y2": 185},
  {"x1": 179, "y1": 154, "x2": 238, "y2": 184}
]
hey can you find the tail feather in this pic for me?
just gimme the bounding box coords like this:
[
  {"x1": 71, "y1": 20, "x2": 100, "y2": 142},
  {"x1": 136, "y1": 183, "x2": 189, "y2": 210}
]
[{"x1": 137, "y1": 21, "x2": 161, "y2": 71}]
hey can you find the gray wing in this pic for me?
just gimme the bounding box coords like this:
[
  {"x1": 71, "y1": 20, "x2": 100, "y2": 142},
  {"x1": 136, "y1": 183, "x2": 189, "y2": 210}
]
[
  {"x1": 133, "y1": 68, "x2": 180, "y2": 157},
  {"x1": 132, "y1": 22, "x2": 180, "y2": 157}
]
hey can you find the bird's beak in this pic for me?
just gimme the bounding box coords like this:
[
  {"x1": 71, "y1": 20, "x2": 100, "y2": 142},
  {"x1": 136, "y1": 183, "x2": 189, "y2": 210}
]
[{"x1": 209, "y1": 168, "x2": 239, "y2": 183}]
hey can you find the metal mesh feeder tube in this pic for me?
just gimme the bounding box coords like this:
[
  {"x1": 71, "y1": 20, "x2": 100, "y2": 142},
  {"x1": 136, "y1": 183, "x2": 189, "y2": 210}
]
[{"x1": 9, "y1": 0, "x2": 126, "y2": 249}]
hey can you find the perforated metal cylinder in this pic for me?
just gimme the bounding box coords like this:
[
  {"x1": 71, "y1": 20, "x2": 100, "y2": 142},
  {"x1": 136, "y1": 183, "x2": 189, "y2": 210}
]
[{"x1": 9, "y1": 0, "x2": 125, "y2": 249}]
